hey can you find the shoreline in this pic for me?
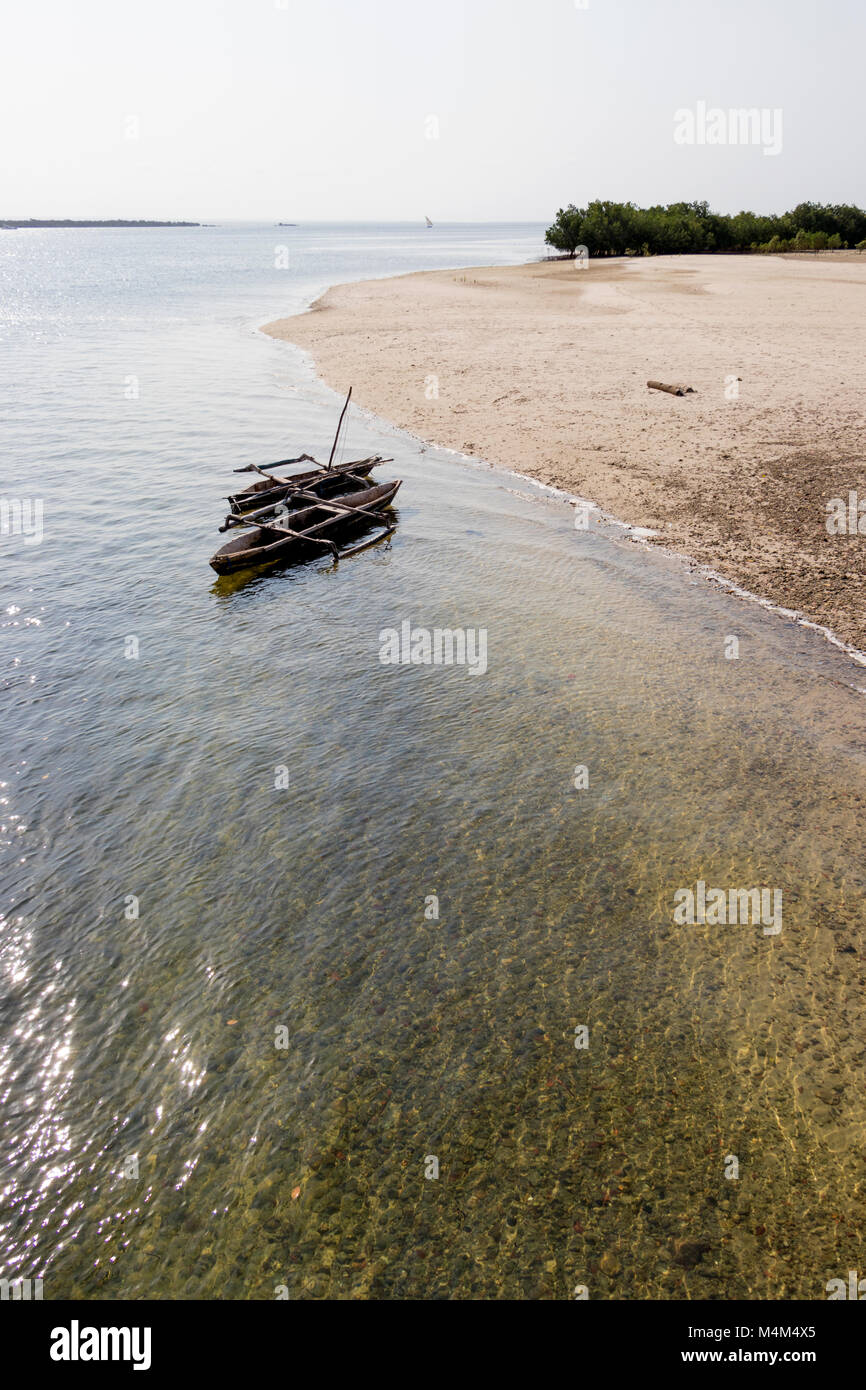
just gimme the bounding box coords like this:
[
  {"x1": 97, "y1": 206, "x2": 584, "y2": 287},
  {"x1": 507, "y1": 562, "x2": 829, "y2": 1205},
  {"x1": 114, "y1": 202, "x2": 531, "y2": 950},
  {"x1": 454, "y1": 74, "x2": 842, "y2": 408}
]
[
  {"x1": 358, "y1": 417, "x2": 866, "y2": 679},
  {"x1": 263, "y1": 253, "x2": 866, "y2": 656}
]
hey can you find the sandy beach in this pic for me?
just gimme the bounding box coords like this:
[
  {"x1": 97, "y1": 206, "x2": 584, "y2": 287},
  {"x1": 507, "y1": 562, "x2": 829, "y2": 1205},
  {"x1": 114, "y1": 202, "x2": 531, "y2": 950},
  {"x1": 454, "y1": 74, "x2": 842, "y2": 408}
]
[{"x1": 264, "y1": 253, "x2": 866, "y2": 651}]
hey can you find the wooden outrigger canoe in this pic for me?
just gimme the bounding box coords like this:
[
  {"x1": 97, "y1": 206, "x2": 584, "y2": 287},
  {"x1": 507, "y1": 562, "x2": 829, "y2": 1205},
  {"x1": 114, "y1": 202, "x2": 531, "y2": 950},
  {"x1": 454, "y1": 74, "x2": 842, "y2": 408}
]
[
  {"x1": 227, "y1": 455, "x2": 390, "y2": 514},
  {"x1": 210, "y1": 480, "x2": 401, "y2": 575}
]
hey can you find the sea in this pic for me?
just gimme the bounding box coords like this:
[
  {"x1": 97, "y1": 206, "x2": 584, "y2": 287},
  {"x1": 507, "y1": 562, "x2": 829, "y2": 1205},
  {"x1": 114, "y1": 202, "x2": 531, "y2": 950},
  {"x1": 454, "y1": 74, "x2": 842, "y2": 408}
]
[{"x1": 1, "y1": 221, "x2": 865, "y2": 1300}]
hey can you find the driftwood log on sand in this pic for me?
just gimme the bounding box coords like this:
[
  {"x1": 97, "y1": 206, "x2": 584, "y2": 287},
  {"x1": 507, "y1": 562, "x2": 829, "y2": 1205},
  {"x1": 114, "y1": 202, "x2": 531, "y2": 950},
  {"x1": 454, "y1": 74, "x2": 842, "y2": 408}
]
[{"x1": 647, "y1": 380, "x2": 696, "y2": 396}]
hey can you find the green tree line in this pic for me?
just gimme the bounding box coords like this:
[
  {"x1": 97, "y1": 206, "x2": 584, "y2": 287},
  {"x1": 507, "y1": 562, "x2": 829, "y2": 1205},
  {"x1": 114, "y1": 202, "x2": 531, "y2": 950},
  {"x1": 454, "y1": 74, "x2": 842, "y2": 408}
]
[{"x1": 545, "y1": 200, "x2": 866, "y2": 257}]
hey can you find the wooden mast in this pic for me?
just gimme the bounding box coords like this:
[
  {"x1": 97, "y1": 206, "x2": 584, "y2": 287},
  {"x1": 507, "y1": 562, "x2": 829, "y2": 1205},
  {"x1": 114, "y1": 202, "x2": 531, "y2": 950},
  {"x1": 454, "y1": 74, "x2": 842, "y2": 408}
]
[{"x1": 327, "y1": 387, "x2": 352, "y2": 471}]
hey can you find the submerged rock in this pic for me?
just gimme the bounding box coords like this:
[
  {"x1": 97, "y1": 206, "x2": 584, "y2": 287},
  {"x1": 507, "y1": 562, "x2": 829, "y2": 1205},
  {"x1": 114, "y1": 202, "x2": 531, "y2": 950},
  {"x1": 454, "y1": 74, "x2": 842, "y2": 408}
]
[{"x1": 672, "y1": 1237, "x2": 711, "y2": 1268}]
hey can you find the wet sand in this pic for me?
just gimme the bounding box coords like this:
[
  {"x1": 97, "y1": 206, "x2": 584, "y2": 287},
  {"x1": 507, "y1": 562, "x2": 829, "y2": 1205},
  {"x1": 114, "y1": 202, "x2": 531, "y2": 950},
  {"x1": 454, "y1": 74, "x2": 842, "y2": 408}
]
[{"x1": 264, "y1": 254, "x2": 866, "y2": 651}]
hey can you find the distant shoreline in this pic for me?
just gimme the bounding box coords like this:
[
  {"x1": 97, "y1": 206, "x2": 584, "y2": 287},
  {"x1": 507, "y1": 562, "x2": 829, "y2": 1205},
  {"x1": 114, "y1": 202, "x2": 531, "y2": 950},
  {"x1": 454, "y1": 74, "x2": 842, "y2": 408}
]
[
  {"x1": 0, "y1": 219, "x2": 200, "y2": 229},
  {"x1": 263, "y1": 253, "x2": 866, "y2": 654}
]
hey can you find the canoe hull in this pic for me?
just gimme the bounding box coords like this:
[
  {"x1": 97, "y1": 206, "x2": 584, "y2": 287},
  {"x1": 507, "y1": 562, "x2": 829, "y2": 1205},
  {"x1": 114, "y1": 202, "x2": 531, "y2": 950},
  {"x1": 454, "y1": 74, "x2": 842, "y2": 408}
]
[
  {"x1": 228, "y1": 457, "x2": 381, "y2": 513},
  {"x1": 210, "y1": 480, "x2": 401, "y2": 575}
]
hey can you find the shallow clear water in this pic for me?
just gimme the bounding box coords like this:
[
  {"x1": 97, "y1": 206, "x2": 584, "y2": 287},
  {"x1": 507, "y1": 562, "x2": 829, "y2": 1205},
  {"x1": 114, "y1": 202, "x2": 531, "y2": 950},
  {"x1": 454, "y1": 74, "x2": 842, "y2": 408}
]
[{"x1": 2, "y1": 223, "x2": 866, "y2": 1300}]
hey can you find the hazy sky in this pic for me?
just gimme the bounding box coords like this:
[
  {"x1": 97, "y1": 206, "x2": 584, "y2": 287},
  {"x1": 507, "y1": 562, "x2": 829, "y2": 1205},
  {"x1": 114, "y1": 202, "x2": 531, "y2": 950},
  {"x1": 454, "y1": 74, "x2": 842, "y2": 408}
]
[{"x1": 1, "y1": 0, "x2": 863, "y2": 221}]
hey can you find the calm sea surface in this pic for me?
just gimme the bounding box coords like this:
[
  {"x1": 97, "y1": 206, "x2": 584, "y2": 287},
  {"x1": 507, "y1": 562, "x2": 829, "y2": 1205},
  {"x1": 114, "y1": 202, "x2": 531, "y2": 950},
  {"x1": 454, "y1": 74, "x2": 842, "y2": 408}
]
[{"x1": 1, "y1": 223, "x2": 866, "y2": 1300}]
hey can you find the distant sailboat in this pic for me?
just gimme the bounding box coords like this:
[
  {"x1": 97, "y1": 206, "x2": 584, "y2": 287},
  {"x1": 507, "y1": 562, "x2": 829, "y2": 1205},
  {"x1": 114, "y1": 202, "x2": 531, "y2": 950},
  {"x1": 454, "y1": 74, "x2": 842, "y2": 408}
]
[{"x1": 425, "y1": 215, "x2": 433, "y2": 228}]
